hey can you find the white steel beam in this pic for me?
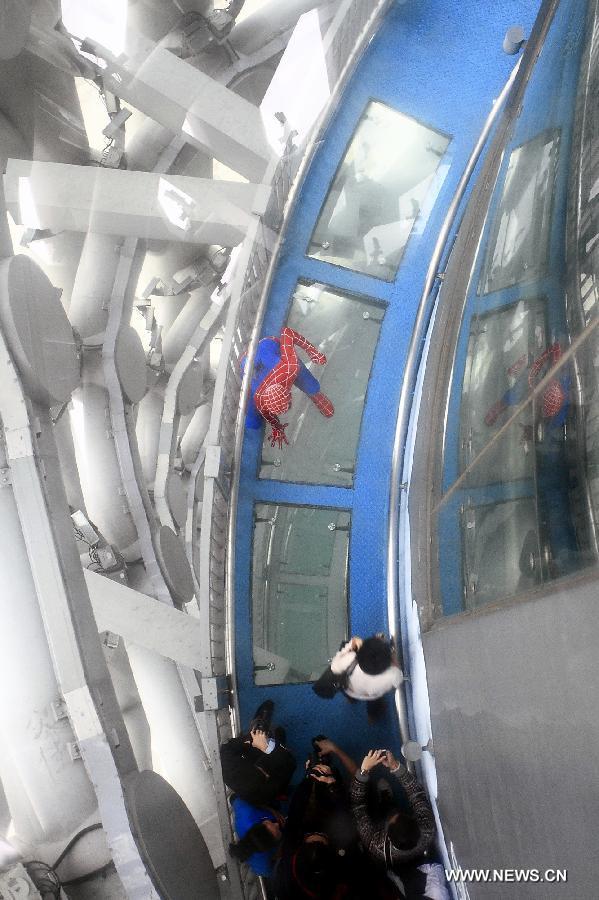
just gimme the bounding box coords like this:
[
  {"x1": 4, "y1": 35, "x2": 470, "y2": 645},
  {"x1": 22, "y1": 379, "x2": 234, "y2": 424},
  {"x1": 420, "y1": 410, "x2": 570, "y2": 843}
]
[
  {"x1": 96, "y1": 35, "x2": 273, "y2": 181},
  {"x1": 4, "y1": 160, "x2": 270, "y2": 246},
  {"x1": 85, "y1": 570, "x2": 205, "y2": 671}
]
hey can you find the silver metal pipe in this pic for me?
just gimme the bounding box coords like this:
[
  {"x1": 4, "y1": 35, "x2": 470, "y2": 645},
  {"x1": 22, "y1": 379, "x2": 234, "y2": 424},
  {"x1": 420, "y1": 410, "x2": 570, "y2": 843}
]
[{"x1": 386, "y1": 58, "x2": 523, "y2": 747}]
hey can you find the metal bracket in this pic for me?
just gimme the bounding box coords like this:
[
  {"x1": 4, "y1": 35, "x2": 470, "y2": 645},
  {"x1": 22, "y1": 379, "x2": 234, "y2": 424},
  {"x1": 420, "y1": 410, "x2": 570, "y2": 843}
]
[
  {"x1": 214, "y1": 864, "x2": 230, "y2": 885},
  {"x1": 0, "y1": 467, "x2": 11, "y2": 487},
  {"x1": 253, "y1": 662, "x2": 275, "y2": 672},
  {"x1": 204, "y1": 445, "x2": 222, "y2": 478},
  {"x1": 102, "y1": 631, "x2": 120, "y2": 650},
  {"x1": 51, "y1": 697, "x2": 68, "y2": 722},
  {"x1": 332, "y1": 463, "x2": 354, "y2": 474},
  {"x1": 67, "y1": 741, "x2": 82, "y2": 761},
  {"x1": 194, "y1": 675, "x2": 231, "y2": 711}
]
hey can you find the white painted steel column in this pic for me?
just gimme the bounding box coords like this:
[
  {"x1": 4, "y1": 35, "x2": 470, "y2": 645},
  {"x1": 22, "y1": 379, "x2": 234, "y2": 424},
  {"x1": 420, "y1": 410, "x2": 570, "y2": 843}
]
[
  {"x1": 181, "y1": 403, "x2": 212, "y2": 470},
  {"x1": 4, "y1": 160, "x2": 271, "y2": 245},
  {"x1": 70, "y1": 350, "x2": 141, "y2": 561},
  {"x1": 126, "y1": 644, "x2": 225, "y2": 867},
  {"x1": 161, "y1": 286, "x2": 213, "y2": 369},
  {"x1": 136, "y1": 383, "x2": 166, "y2": 491},
  {"x1": 0, "y1": 249, "x2": 159, "y2": 897},
  {"x1": 68, "y1": 234, "x2": 122, "y2": 344},
  {"x1": 230, "y1": 0, "x2": 336, "y2": 55},
  {"x1": 0, "y1": 445, "x2": 97, "y2": 848}
]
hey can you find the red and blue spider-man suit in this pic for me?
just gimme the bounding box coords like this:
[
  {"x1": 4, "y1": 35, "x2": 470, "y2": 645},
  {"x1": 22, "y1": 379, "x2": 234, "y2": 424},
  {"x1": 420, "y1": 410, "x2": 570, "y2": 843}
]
[
  {"x1": 484, "y1": 341, "x2": 570, "y2": 428},
  {"x1": 240, "y1": 327, "x2": 334, "y2": 448}
]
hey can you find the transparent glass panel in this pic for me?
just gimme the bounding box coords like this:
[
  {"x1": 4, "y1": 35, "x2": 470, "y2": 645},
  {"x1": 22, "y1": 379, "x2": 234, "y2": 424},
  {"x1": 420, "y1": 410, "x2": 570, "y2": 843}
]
[
  {"x1": 259, "y1": 282, "x2": 384, "y2": 485},
  {"x1": 252, "y1": 504, "x2": 349, "y2": 685},
  {"x1": 425, "y1": 0, "x2": 598, "y2": 618},
  {"x1": 479, "y1": 131, "x2": 560, "y2": 295},
  {"x1": 447, "y1": 307, "x2": 599, "y2": 608},
  {"x1": 461, "y1": 498, "x2": 541, "y2": 609},
  {"x1": 459, "y1": 299, "x2": 547, "y2": 483},
  {"x1": 453, "y1": 329, "x2": 598, "y2": 606},
  {"x1": 308, "y1": 101, "x2": 451, "y2": 281}
]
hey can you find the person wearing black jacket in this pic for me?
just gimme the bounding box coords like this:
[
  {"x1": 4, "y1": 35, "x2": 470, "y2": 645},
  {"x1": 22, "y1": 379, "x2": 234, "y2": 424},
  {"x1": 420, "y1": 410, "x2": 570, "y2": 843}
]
[
  {"x1": 272, "y1": 742, "x2": 401, "y2": 899},
  {"x1": 220, "y1": 726, "x2": 296, "y2": 808}
]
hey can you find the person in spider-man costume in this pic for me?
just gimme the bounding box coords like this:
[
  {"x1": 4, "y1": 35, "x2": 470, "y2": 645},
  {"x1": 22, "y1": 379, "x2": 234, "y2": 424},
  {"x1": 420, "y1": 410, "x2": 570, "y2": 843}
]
[
  {"x1": 240, "y1": 326, "x2": 334, "y2": 449},
  {"x1": 484, "y1": 341, "x2": 571, "y2": 430}
]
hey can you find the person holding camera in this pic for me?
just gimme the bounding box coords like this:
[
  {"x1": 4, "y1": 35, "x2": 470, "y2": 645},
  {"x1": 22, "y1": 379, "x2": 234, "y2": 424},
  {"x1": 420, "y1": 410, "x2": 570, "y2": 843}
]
[
  {"x1": 220, "y1": 701, "x2": 296, "y2": 807},
  {"x1": 283, "y1": 740, "x2": 358, "y2": 853},
  {"x1": 350, "y1": 749, "x2": 449, "y2": 899},
  {"x1": 272, "y1": 740, "x2": 365, "y2": 899}
]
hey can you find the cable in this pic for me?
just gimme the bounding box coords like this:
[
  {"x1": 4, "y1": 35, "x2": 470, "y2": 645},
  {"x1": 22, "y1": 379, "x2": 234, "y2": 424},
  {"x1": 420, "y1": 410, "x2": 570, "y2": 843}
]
[{"x1": 51, "y1": 823, "x2": 103, "y2": 871}]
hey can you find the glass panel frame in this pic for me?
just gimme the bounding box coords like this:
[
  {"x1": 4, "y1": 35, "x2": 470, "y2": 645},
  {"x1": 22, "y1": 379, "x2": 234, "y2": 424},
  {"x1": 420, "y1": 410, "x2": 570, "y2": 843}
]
[
  {"x1": 308, "y1": 100, "x2": 451, "y2": 281},
  {"x1": 461, "y1": 497, "x2": 542, "y2": 609},
  {"x1": 259, "y1": 281, "x2": 385, "y2": 486},
  {"x1": 458, "y1": 297, "x2": 548, "y2": 483},
  {"x1": 478, "y1": 129, "x2": 560, "y2": 296},
  {"x1": 251, "y1": 503, "x2": 350, "y2": 685}
]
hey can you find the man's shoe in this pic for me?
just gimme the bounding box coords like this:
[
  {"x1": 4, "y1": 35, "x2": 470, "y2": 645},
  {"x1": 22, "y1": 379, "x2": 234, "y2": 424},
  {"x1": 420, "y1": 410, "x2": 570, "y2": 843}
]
[{"x1": 250, "y1": 699, "x2": 274, "y2": 731}]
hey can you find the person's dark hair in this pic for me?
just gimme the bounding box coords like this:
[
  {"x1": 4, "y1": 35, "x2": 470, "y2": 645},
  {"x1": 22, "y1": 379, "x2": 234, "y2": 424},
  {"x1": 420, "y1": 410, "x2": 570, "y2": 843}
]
[
  {"x1": 292, "y1": 841, "x2": 335, "y2": 894},
  {"x1": 229, "y1": 822, "x2": 278, "y2": 862},
  {"x1": 357, "y1": 636, "x2": 392, "y2": 675},
  {"x1": 387, "y1": 811, "x2": 420, "y2": 852}
]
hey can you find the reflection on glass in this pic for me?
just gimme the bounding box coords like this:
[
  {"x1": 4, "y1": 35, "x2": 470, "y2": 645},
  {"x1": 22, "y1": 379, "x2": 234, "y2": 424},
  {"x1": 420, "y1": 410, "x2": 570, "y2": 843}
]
[
  {"x1": 451, "y1": 327, "x2": 596, "y2": 611},
  {"x1": 252, "y1": 504, "x2": 349, "y2": 685},
  {"x1": 479, "y1": 131, "x2": 559, "y2": 295},
  {"x1": 428, "y1": 4, "x2": 598, "y2": 616},
  {"x1": 260, "y1": 282, "x2": 384, "y2": 485},
  {"x1": 459, "y1": 299, "x2": 547, "y2": 483},
  {"x1": 308, "y1": 101, "x2": 450, "y2": 281},
  {"x1": 462, "y1": 499, "x2": 541, "y2": 608}
]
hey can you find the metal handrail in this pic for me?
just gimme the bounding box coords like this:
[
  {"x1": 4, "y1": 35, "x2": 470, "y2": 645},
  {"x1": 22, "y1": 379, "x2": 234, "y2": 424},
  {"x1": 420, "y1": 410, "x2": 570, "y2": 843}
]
[{"x1": 386, "y1": 57, "x2": 524, "y2": 681}]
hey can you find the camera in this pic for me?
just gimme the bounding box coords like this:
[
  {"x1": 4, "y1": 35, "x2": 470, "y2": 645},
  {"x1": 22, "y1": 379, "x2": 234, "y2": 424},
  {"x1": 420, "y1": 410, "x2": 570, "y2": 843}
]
[{"x1": 307, "y1": 750, "x2": 321, "y2": 769}]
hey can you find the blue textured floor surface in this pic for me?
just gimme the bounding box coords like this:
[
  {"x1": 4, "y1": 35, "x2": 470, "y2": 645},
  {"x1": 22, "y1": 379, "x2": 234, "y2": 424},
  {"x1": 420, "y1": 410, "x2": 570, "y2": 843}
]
[{"x1": 234, "y1": 0, "x2": 542, "y2": 776}]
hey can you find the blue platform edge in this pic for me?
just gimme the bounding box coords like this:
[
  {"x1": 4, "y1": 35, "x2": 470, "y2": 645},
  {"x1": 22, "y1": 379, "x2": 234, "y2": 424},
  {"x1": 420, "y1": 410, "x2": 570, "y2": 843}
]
[{"x1": 234, "y1": 0, "x2": 542, "y2": 773}]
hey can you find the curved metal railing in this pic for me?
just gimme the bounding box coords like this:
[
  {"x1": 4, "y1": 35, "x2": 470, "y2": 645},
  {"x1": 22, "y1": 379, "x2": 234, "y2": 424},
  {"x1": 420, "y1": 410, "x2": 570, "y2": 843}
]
[{"x1": 386, "y1": 57, "x2": 524, "y2": 747}]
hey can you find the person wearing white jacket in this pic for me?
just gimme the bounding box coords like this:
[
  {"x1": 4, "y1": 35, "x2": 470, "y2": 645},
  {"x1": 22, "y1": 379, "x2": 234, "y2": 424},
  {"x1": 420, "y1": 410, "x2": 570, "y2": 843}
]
[{"x1": 330, "y1": 635, "x2": 403, "y2": 722}]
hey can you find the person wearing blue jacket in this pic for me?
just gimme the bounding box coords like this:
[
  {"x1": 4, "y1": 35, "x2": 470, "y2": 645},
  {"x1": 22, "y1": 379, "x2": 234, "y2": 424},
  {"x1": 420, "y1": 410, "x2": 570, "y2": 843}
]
[{"x1": 230, "y1": 795, "x2": 283, "y2": 877}]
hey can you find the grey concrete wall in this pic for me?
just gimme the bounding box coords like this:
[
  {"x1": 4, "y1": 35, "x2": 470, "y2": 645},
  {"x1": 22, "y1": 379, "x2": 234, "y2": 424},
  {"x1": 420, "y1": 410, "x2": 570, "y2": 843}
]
[{"x1": 423, "y1": 580, "x2": 599, "y2": 898}]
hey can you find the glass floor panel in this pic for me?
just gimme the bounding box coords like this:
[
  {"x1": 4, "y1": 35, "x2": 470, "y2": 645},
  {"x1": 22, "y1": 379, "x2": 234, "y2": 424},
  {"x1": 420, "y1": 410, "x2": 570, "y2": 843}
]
[
  {"x1": 252, "y1": 504, "x2": 349, "y2": 685},
  {"x1": 259, "y1": 282, "x2": 384, "y2": 486},
  {"x1": 308, "y1": 100, "x2": 451, "y2": 281}
]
